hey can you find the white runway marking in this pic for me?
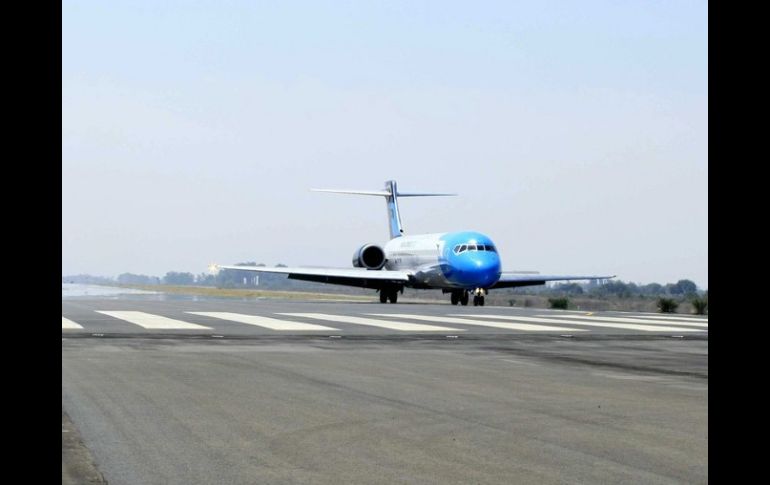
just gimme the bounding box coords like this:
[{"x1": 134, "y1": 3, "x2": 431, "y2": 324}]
[
  {"x1": 461, "y1": 315, "x2": 703, "y2": 332},
  {"x1": 278, "y1": 313, "x2": 464, "y2": 332},
  {"x1": 187, "y1": 312, "x2": 338, "y2": 331},
  {"x1": 536, "y1": 309, "x2": 597, "y2": 314},
  {"x1": 592, "y1": 372, "x2": 666, "y2": 382},
  {"x1": 62, "y1": 317, "x2": 83, "y2": 329},
  {"x1": 95, "y1": 311, "x2": 212, "y2": 330},
  {"x1": 501, "y1": 359, "x2": 538, "y2": 367},
  {"x1": 550, "y1": 311, "x2": 708, "y2": 323},
  {"x1": 624, "y1": 315, "x2": 708, "y2": 323},
  {"x1": 371, "y1": 314, "x2": 586, "y2": 332},
  {"x1": 612, "y1": 310, "x2": 708, "y2": 319},
  {"x1": 534, "y1": 314, "x2": 708, "y2": 329}
]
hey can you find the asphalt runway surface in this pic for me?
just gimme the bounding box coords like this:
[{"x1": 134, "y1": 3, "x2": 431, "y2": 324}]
[{"x1": 62, "y1": 295, "x2": 708, "y2": 484}]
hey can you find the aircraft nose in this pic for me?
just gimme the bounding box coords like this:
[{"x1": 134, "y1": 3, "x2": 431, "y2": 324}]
[{"x1": 455, "y1": 253, "x2": 501, "y2": 288}]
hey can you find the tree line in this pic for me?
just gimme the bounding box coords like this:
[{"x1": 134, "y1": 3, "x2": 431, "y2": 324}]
[
  {"x1": 536, "y1": 279, "x2": 702, "y2": 298},
  {"x1": 63, "y1": 263, "x2": 321, "y2": 291}
]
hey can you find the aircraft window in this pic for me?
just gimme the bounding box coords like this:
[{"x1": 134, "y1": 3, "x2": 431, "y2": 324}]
[{"x1": 455, "y1": 243, "x2": 496, "y2": 253}]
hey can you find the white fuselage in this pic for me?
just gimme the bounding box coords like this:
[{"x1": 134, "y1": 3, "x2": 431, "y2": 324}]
[{"x1": 383, "y1": 233, "x2": 444, "y2": 271}]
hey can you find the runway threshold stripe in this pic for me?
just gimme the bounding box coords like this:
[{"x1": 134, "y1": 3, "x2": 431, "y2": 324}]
[
  {"x1": 533, "y1": 314, "x2": 708, "y2": 328},
  {"x1": 463, "y1": 315, "x2": 702, "y2": 332},
  {"x1": 621, "y1": 315, "x2": 708, "y2": 323},
  {"x1": 536, "y1": 309, "x2": 596, "y2": 314},
  {"x1": 95, "y1": 311, "x2": 212, "y2": 330},
  {"x1": 370, "y1": 314, "x2": 586, "y2": 332},
  {"x1": 186, "y1": 312, "x2": 338, "y2": 331},
  {"x1": 62, "y1": 317, "x2": 83, "y2": 329},
  {"x1": 613, "y1": 310, "x2": 708, "y2": 320},
  {"x1": 278, "y1": 313, "x2": 463, "y2": 332}
]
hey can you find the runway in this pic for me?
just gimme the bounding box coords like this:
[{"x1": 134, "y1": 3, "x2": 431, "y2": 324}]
[{"x1": 62, "y1": 296, "x2": 708, "y2": 484}]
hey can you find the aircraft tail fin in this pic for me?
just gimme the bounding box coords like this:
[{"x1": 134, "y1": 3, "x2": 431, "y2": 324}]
[{"x1": 311, "y1": 180, "x2": 456, "y2": 239}]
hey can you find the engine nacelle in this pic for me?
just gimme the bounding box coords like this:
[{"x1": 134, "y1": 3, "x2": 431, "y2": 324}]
[{"x1": 352, "y1": 244, "x2": 386, "y2": 270}]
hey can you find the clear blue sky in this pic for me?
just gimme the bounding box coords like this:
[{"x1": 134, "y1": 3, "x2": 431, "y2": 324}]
[{"x1": 62, "y1": 1, "x2": 708, "y2": 288}]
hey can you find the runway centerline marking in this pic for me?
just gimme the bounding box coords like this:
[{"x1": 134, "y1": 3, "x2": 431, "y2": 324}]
[
  {"x1": 461, "y1": 314, "x2": 702, "y2": 332},
  {"x1": 533, "y1": 314, "x2": 708, "y2": 329},
  {"x1": 95, "y1": 311, "x2": 212, "y2": 330},
  {"x1": 278, "y1": 313, "x2": 464, "y2": 332},
  {"x1": 187, "y1": 312, "x2": 338, "y2": 331},
  {"x1": 62, "y1": 317, "x2": 83, "y2": 329},
  {"x1": 370, "y1": 314, "x2": 587, "y2": 332}
]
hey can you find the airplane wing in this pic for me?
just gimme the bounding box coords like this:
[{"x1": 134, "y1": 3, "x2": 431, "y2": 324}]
[
  {"x1": 213, "y1": 264, "x2": 412, "y2": 289},
  {"x1": 491, "y1": 273, "x2": 615, "y2": 289}
]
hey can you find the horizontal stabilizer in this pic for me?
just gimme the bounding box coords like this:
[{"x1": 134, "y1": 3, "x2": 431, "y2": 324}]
[
  {"x1": 310, "y1": 189, "x2": 456, "y2": 197},
  {"x1": 396, "y1": 192, "x2": 457, "y2": 197},
  {"x1": 312, "y1": 180, "x2": 456, "y2": 239},
  {"x1": 310, "y1": 189, "x2": 392, "y2": 196}
]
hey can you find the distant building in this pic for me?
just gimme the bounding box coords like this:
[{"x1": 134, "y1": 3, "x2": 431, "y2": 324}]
[{"x1": 242, "y1": 275, "x2": 259, "y2": 286}]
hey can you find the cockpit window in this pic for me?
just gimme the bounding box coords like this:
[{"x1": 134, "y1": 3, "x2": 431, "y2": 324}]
[{"x1": 454, "y1": 243, "x2": 496, "y2": 253}]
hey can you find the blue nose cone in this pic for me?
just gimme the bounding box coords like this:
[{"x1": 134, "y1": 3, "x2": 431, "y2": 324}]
[
  {"x1": 439, "y1": 231, "x2": 503, "y2": 288},
  {"x1": 453, "y1": 252, "x2": 501, "y2": 288}
]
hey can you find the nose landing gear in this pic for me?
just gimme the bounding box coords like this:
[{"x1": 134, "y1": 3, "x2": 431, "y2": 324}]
[{"x1": 472, "y1": 288, "x2": 486, "y2": 306}]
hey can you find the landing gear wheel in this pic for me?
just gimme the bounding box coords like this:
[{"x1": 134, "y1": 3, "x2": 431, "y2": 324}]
[
  {"x1": 473, "y1": 295, "x2": 479, "y2": 306},
  {"x1": 460, "y1": 291, "x2": 469, "y2": 306},
  {"x1": 387, "y1": 289, "x2": 398, "y2": 303},
  {"x1": 479, "y1": 296, "x2": 485, "y2": 306},
  {"x1": 379, "y1": 291, "x2": 388, "y2": 303},
  {"x1": 450, "y1": 292, "x2": 459, "y2": 305}
]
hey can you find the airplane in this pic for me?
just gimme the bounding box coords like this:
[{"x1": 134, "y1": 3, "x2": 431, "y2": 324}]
[{"x1": 211, "y1": 180, "x2": 614, "y2": 306}]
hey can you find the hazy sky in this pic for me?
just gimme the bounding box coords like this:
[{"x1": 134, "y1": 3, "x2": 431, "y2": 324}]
[{"x1": 62, "y1": 1, "x2": 708, "y2": 288}]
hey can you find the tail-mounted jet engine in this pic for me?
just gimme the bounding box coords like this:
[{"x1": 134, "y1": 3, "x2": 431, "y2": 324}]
[{"x1": 352, "y1": 244, "x2": 386, "y2": 270}]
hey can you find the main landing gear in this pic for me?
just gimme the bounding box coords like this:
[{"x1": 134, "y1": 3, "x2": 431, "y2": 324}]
[
  {"x1": 450, "y1": 290, "x2": 466, "y2": 306},
  {"x1": 379, "y1": 286, "x2": 401, "y2": 303},
  {"x1": 451, "y1": 289, "x2": 486, "y2": 306}
]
